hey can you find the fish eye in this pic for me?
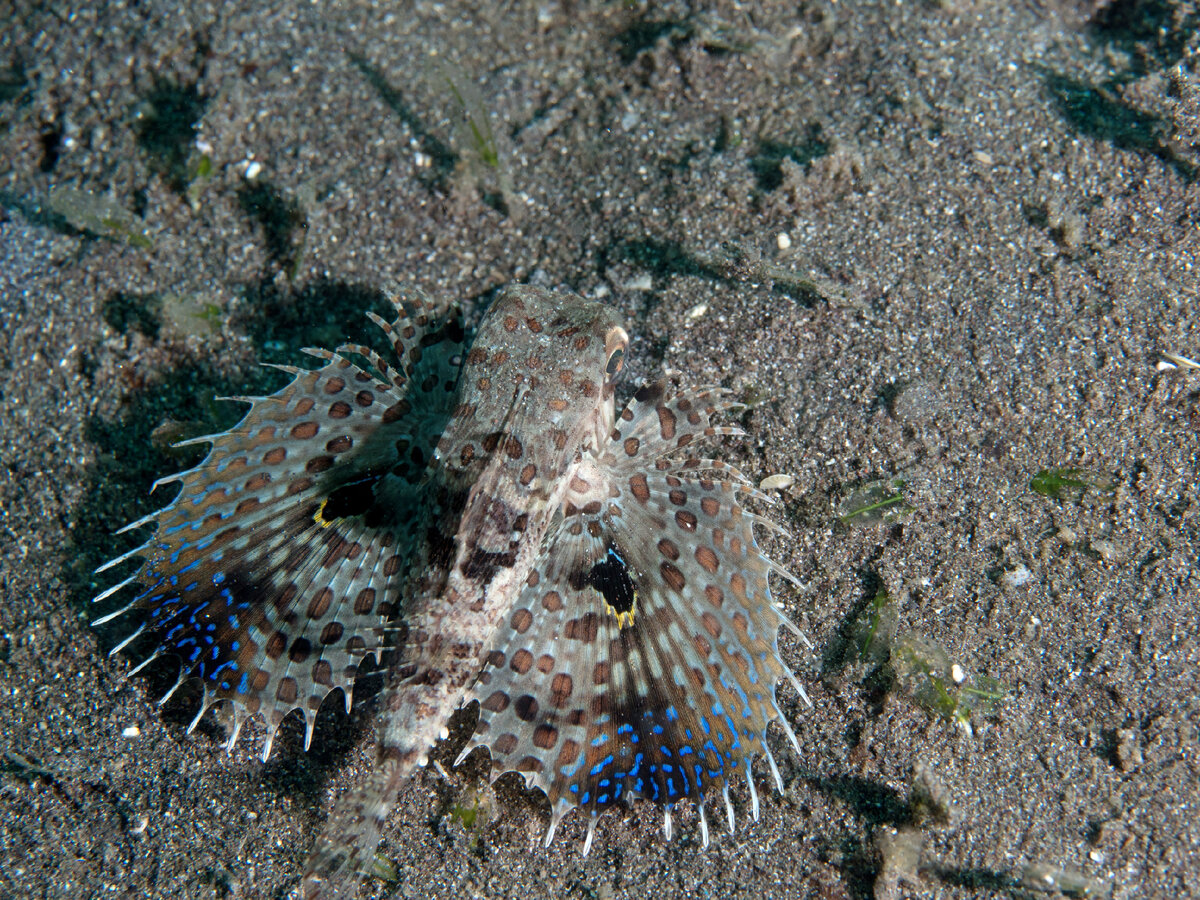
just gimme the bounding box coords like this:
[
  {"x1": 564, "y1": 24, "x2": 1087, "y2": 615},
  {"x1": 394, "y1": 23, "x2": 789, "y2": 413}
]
[
  {"x1": 604, "y1": 327, "x2": 629, "y2": 382},
  {"x1": 605, "y1": 347, "x2": 625, "y2": 377}
]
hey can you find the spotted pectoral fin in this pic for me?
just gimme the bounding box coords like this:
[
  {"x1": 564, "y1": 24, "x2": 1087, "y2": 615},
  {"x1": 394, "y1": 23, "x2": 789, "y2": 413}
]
[
  {"x1": 462, "y1": 387, "x2": 805, "y2": 841},
  {"x1": 95, "y1": 290, "x2": 464, "y2": 757}
]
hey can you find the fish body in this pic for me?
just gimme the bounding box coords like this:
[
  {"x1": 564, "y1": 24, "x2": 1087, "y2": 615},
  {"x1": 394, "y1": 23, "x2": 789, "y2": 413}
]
[{"x1": 96, "y1": 285, "x2": 808, "y2": 898}]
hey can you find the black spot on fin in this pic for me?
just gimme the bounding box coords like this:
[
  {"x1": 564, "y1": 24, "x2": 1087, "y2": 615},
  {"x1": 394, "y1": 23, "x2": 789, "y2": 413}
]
[{"x1": 588, "y1": 546, "x2": 637, "y2": 616}]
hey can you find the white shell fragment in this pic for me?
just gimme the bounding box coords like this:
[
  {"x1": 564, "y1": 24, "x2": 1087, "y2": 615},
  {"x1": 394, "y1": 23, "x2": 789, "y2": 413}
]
[
  {"x1": 1160, "y1": 351, "x2": 1199, "y2": 370},
  {"x1": 759, "y1": 473, "x2": 795, "y2": 491}
]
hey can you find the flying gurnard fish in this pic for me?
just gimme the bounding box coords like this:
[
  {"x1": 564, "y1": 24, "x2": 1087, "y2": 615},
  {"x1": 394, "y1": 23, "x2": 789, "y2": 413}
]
[{"x1": 94, "y1": 285, "x2": 811, "y2": 898}]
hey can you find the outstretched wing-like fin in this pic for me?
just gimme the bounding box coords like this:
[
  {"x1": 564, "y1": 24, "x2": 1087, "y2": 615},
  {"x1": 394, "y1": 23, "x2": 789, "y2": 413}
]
[
  {"x1": 94, "y1": 289, "x2": 465, "y2": 757},
  {"x1": 461, "y1": 384, "x2": 805, "y2": 839}
]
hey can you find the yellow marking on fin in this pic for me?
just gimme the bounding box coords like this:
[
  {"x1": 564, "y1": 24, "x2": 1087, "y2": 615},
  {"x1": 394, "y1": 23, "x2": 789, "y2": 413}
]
[
  {"x1": 314, "y1": 499, "x2": 334, "y2": 528},
  {"x1": 602, "y1": 591, "x2": 638, "y2": 629}
]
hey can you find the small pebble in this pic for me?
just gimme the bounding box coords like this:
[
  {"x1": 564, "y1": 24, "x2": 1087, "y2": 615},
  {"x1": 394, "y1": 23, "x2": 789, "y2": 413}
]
[
  {"x1": 121, "y1": 725, "x2": 141, "y2": 738},
  {"x1": 687, "y1": 303, "x2": 708, "y2": 320},
  {"x1": 776, "y1": 232, "x2": 792, "y2": 251}
]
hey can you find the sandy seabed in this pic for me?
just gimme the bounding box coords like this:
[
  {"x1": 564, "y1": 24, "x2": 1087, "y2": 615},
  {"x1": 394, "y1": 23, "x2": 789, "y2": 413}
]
[{"x1": 1, "y1": 2, "x2": 1197, "y2": 899}]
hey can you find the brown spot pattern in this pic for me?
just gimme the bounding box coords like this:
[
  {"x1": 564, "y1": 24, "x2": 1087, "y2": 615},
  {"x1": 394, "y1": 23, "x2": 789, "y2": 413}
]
[
  {"x1": 494, "y1": 733, "x2": 518, "y2": 754},
  {"x1": 354, "y1": 588, "x2": 376, "y2": 615},
  {"x1": 306, "y1": 455, "x2": 334, "y2": 474},
  {"x1": 265, "y1": 631, "x2": 287, "y2": 660},
  {"x1": 511, "y1": 608, "x2": 533, "y2": 634},
  {"x1": 514, "y1": 694, "x2": 539, "y2": 720},
  {"x1": 695, "y1": 546, "x2": 720, "y2": 574},
  {"x1": 276, "y1": 677, "x2": 298, "y2": 703},
  {"x1": 630, "y1": 474, "x2": 650, "y2": 503},
  {"x1": 482, "y1": 691, "x2": 509, "y2": 712},
  {"x1": 657, "y1": 405, "x2": 677, "y2": 439},
  {"x1": 660, "y1": 561, "x2": 686, "y2": 592},
  {"x1": 730, "y1": 572, "x2": 748, "y2": 601},
  {"x1": 307, "y1": 588, "x2": 333, "y2": 619},
  {"x1": 550, "y1": 673, "x2": 573, "y2": 706},
  {"x1": 557, "y1": 739, "x2": 581, "y2": 768}
]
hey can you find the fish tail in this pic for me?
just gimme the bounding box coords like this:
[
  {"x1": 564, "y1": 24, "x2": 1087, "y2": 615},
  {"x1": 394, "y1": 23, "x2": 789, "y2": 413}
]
[{"x1": 301, "y1": 753, "x2": 406, "y2": 900}]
